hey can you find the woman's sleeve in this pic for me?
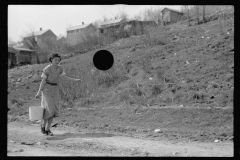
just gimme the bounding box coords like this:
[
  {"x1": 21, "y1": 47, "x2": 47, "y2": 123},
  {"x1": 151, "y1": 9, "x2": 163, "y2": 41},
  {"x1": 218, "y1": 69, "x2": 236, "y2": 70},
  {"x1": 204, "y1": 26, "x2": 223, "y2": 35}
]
[
  {"x1": 60, "y1": 66, "x2": 66, "y2": 76},
  {"x1": 41, "y1": 67, "x2": 48, "y2": 79}
]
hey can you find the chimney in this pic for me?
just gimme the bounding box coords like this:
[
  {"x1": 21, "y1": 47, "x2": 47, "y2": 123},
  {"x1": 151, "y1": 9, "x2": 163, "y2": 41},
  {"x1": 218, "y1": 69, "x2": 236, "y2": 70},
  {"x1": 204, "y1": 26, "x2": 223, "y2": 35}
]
[
  {"x1": 82, "y1": 22, "x2": 84, "y2": 25},
  {"x1": 40, "y1": 28, "x2": 42, "y2": 31}
]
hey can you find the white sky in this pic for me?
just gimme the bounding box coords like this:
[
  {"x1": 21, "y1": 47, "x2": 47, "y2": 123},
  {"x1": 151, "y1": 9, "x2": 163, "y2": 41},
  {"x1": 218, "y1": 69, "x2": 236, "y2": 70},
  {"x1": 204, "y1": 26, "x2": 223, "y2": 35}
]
[{"x1": 8, "y1": 5, "x2": 182, "y2": 42}]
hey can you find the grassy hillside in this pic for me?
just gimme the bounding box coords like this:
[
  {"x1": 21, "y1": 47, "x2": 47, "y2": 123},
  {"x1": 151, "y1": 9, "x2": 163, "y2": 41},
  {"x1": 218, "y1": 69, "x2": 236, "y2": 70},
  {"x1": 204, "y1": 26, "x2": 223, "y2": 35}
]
[{"x1": 8, "y1": 9, "x2": 234, "y2": 142}]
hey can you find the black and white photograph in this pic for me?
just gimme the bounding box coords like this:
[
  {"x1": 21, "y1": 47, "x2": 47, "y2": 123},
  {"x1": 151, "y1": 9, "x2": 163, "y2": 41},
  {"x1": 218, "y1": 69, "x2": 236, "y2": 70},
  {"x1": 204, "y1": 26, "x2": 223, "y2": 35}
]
[{"x1": 8, "y1": 5, "x2": 234, "y2": 157}]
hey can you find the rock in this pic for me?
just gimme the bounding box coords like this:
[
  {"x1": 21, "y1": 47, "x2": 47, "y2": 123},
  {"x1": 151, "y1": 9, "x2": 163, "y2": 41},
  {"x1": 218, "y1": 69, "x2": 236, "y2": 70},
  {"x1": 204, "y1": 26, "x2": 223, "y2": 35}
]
[
  {"x1": 15, "y1": 149, "x2": 24, "y2": 152},
  {"x1": 214, "y1": 139, "x2": 220, "y2": 143},
  {"x1": 21, "y1": 141, "x2": 34, "y2": 145},
  {"x1": 154, "y1": 129, "x2": 161, "y2": 133},
  {"x1": 36, "y1": 142, "x2": 42, "y2": 145},
  {"x1": 130, "y1": 47, "x2": 136, "y2": 52},
  {"x1": 179, "y1": 105, "x2": 184, "y2": 107},
  {"x1": 9, "y1": 140, "x2": 16, "y2": 143}
]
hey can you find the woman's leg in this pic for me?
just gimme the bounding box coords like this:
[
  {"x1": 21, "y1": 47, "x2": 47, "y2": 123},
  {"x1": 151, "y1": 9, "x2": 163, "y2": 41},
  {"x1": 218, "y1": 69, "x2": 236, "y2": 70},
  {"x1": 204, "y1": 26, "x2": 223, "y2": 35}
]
[
  {"x1": 46, "y1": 116, "x2": 54, "y2": 131},
  {"x1": 42, "y1": 119, "x2": 48, "y2": 127}
]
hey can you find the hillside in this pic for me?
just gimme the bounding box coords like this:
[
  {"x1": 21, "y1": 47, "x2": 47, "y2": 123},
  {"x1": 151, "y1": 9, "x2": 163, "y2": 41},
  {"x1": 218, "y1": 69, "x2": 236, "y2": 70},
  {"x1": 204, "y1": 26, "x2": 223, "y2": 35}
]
[{"x1": 8, "y1": 10, "x2": 234, "y2": 143}]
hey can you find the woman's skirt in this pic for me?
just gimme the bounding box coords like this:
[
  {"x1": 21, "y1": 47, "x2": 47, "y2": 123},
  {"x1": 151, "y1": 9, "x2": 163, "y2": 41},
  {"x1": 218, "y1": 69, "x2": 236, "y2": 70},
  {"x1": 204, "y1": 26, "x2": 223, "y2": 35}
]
[{"x1": 41, "y1": 83, "x2": 60, "y2": 119}]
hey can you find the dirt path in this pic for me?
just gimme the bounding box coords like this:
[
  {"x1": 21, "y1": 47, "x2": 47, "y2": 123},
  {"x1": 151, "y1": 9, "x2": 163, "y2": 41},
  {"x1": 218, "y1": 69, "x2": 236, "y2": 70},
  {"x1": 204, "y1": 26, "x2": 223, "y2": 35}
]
[{"x1": 7, "y1": 122, "x2": 233, "y2": 157}]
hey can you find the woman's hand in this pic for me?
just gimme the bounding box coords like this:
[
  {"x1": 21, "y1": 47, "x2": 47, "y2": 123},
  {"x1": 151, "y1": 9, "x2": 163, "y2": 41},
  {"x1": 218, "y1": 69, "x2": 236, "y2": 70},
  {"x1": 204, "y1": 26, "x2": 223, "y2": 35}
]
[{"x1": 35, "y1": 92, "x2": 41, "y2": 99}]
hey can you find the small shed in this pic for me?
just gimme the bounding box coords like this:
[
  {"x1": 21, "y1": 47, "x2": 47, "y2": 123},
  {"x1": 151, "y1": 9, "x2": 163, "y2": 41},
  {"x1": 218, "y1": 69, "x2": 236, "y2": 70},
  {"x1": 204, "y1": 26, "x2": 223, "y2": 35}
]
[
  {"x1": 98, "y1": 18, "x2": 127, "y2": 35},
  {"x1": 161, "y1": 7, "x2": 185, "y2": 25},
  {"x1": 8, "y1": 47, "x2": 37, "y2": 68},
  {"x1": 123, "y1": 20, "x2": 157, "y2": 36},
  {"x1": 8, "y1": 46, "x2": 18, "y2": 68}
]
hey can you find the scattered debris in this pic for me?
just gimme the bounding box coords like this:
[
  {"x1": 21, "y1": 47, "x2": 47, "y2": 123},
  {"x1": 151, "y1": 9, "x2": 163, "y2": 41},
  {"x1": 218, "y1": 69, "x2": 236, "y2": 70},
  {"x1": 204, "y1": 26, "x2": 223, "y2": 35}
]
[
  {"x1": 36, "y1": 142, "x2": 42, "y2": 145},
  {"x1": 9, "y1": 140, "x2": 16, "y2": 143},
  {"x1": 154, "y1": 129, "x2": 161, "y2": 133},
  {"x1": 52, "y1": 123, "x2": 58, "y2": 127},
  {"x1": 21, "y1": 141, "x2": 34, "y2": 145},
  {"x1": 15, "y1": 149, "x2": 24, "y2": 152}
]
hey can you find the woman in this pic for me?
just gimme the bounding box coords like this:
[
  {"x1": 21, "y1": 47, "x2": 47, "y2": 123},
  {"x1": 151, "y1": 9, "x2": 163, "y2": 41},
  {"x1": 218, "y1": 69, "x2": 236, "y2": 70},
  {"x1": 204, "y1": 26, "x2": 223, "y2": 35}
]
[{"x1": 35, "y1": 53, "x2": 81, "y2": 136}]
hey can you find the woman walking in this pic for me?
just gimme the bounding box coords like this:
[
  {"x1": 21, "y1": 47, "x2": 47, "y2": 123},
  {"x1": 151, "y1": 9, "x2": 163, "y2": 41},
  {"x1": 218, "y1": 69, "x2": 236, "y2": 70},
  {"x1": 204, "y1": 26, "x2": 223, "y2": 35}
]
[{"x1": 35, "y1": 53, "x2": 81, "y2": 136}]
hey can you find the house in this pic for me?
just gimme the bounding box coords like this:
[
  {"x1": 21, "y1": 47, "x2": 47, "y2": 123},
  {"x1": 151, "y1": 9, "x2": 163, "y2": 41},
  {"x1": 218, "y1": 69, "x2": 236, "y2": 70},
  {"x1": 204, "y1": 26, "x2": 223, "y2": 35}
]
[
  {"x1": 8, "y1": 46, "x2": 37, "y2": 68},
  {"x1": 161, "y1": 7, "x2": 186, "y2": 25},
  {"x1": 99, "y1": 19, "x2": 157, "y2": 39},
  {"x1": 23, "y1": 28, "x2": 57, "y2": 46},
  {"x1": 8, "y1": 46, "x2": 18, "y2": 68},
  {"x1": 122, "y1": 20, "x2": 157, "y2": 36},
  {"x1": 57, "y1": 36, "x2": 66, "y2": 45},
  {"x1": 98, "y1": 18, "x2": 127, "y2": 36},
  {"x1": 66, "y1": 22, "x2": 98, "y2": 46}
]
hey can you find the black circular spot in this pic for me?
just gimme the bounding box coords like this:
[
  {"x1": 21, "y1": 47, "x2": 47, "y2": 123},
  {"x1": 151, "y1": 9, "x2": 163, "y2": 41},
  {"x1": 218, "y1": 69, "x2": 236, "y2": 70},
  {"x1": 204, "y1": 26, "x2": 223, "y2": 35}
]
[{"x1": 93, "y1": 50, "x2": 114, "y2": 71}]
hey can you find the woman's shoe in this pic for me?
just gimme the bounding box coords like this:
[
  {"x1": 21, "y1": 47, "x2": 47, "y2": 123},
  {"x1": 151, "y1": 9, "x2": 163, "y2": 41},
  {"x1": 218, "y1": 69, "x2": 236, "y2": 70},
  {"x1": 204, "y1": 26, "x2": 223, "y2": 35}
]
[
  {"x1": 41, "y1": 126, "x2": 46, "y2": 134},
  {"x1": 45, "y1": 130, "x2": 53, "y2": 136}
]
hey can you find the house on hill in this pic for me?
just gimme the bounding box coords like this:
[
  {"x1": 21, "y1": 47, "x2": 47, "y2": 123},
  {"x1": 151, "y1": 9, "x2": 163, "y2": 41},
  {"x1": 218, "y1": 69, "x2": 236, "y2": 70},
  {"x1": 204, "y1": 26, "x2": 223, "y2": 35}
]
[
  {"x1": 23, "y1": 28, "x2": 57, "y2": 46},
  {"x1": 98, "y1": 18, "x2": 127, "y2": 36},
  {"x1": 66, "y1": 22, "x2": 98, "y2": 46},
  {"x1": 57, "y1": 36, "x2": 66, "y2": 45},
  {"x1": 123, "y1": 20, "x2": 157, "y2": 36},
  {"x1": 98, "y1": 18, "x2": 157, "y2": 41},
  {"x1": 161, "y1": 7, "x2": 186, "y2": 25},
  {"x1": 8, "y1": 46, "x2": 36, "y2": 68}
]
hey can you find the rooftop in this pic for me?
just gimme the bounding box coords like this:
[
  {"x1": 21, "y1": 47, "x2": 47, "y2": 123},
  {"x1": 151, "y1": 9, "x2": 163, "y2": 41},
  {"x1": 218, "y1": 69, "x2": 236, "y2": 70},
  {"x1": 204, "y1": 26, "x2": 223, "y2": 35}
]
[
  {"x1": 99, "y1": 18, "x2": 124, "y2": 28},
  {"x1": 25, "y1": 29, "x2": 49, "y2": 38},
  {"x1": 13, "y1": 46, "x2": 34, "y2": 52},
  {"x1": 67, "y1": 23, "x2": 91, "y2": 31},
  {"x1": 161, "y1": 7, "x2": 183, "y2": 14}
]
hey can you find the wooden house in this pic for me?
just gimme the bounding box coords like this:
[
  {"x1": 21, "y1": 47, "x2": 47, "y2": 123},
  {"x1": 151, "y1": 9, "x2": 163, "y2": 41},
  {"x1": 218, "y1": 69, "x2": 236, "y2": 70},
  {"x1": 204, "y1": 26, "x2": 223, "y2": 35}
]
[
  {"x1": 23, "y1": 28, "x2": 57, "y2": 46},
  {"x1": 98, "y1": 18, "x2": 127, "y2": 36},
  {"x1": 57, "y1": 36, "x2": 66, "y2": 45},
  {"x1": 8, "y1": 46, "x2": 36, "y2": 68},
  {"x1": 123, "y1": 20, "x2": 157, "y2": 36},
  {"x1": 161, "y1": 7, "x2": 186, "y2": 25},
  {"x1": 66, "y1": 22, "x2": 98, "y2": 46}
]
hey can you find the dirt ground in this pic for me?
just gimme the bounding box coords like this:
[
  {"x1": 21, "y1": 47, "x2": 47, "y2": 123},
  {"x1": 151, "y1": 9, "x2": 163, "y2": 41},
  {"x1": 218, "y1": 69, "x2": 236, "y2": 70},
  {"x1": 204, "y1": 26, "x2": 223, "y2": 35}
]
[
  {"x1": 8, "y1": 10, "x2": 234, "y2": 157},
  {"x1": 8, "y1": 122, "x2": 233, "y2": 156}
]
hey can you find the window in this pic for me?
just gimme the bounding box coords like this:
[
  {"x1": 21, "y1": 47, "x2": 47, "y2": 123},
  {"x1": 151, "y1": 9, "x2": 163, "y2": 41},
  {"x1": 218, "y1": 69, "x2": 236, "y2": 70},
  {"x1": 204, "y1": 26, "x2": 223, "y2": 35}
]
[
  {"x1": 35, "y1": 36, "x2": 37, "y2": 41},
  {"x1": 74, "y1": 30, "x2": 76, "y2": 36}
]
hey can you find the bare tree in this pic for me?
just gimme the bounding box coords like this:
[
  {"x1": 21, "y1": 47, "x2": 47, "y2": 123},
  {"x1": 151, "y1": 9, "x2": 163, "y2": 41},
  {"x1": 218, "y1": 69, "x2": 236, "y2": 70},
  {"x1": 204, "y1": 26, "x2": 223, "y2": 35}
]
[
  {"x1": 195, "y1": 5, "x2": 200, "y2": 25},
  {"x1": 202, "y1": 5, "x2": 206, "y2": 22},
  {"x1": 133, "y1": 13, "x2": 142, "y2": 21},
  {"x1": 116, "y1": 6, "x2": 129, "y2": 21},
  {"x1": 183, "y1": 5, "x2": 191, "y2": 26},
  {"x1": 139, "y1": 7, "x2": 162, "y2": 24},
  {"x1": 21, "y1": 25, "x2": 38, "y2": 50},
  {"x1": 8, "y1": 37, "x2": 17, "y2": 47}
]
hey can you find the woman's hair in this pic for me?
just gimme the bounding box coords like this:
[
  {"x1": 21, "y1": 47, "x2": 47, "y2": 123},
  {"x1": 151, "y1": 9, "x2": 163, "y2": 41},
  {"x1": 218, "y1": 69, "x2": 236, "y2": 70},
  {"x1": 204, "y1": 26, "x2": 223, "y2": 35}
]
[{"x1": 48, "y1": 53, "x2": 61, "y2": 63}]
